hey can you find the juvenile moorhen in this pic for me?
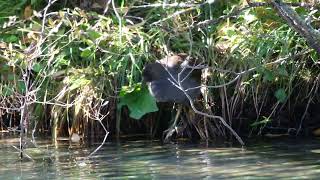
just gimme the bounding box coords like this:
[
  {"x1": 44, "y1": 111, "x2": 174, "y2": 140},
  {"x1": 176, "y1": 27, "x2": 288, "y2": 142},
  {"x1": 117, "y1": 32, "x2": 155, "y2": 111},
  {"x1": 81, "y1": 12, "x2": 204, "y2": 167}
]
[{"x1": 142, "y1": 54, "x2": 202, "y2": 104}]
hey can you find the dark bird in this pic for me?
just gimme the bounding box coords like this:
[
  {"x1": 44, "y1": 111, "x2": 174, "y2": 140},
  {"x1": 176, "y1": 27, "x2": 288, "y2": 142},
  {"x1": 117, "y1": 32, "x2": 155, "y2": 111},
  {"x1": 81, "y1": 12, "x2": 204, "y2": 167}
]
[{"x1": 142, "y1": 54, "x2": 202, "y2": 104}]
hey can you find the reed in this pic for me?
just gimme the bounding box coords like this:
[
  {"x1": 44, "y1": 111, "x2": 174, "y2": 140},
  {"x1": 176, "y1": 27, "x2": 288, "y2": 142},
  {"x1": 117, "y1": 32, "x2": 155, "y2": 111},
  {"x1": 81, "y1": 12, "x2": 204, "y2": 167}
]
[{"x1": 0, "y1": 0, "x2": 318, "y2": 142}]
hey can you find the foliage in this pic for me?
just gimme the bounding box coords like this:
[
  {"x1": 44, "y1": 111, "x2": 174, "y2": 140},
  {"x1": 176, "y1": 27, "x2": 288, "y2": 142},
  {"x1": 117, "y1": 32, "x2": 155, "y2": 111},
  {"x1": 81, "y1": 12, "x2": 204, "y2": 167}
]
[
  {"x1": 118, "y1": 83, "x2": 158, "y2": 120},
  {"x1": 0, "y1": 0, "x2": 319, "y2": 139}
]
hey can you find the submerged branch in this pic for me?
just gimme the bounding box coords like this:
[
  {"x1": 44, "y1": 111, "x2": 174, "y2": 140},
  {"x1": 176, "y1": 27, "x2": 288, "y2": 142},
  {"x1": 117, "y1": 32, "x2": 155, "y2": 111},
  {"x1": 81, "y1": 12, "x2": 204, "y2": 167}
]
[{"x1": 88, "y1": 101, "x2": 110, "y2": 157}]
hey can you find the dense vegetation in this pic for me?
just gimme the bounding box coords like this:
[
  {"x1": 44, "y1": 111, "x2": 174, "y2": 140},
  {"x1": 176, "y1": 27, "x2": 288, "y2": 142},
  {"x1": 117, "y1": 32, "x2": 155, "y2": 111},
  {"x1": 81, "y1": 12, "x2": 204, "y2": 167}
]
[{"x1": 0, "y1": 0, "x2": 319, "y2": 144}]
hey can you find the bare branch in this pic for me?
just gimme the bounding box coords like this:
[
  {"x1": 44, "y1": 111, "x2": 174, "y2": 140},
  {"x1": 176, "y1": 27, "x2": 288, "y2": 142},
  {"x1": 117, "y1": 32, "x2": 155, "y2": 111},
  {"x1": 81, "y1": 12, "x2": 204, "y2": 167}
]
[
  {"x1": 88, "y1": 101, "x2": 110, "y2": 157},
  {"x1": 195, "y1": 1, "x2": 319, "y2": 29},
  {"x1": 270, "y1": 0, "x2": 320, "y2": 54}
]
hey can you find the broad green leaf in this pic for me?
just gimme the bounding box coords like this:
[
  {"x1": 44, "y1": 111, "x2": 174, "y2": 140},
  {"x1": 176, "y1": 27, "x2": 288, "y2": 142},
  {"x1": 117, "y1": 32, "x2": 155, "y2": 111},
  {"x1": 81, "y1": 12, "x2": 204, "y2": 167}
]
[
  {"x1": 263, "y1": 69, "x2": 274, "y2": 82},
  {"x1": 118, "y1": 83, "x2": 158, "y2": 120},
  {"x1": 275, "y1": 88, "x2": 287, "y2": 103},
  {"x1": 4, "y1": 35, "x2": 18, "y2": 43},
  {"x1": 17, "y1": 81, "x2": 26, "y2": 94},
  {"x1": 88, "y1": 30, "x2": 101, "y2": 40},
  {"x1": 0, "y1": 64, "x2": 10, "y2": 71},
  {"x1": 7, "y1": 74, "x2": 15, "y2": 81},
  {"x1": 32, "y1": 63, "x2": 42, "y2": 73},
  {"x1": 226, "y1": 28, "x2": 236, "y2": 37},
  {"x1": 80, "y1": 48, "x2": 93, "y2": 58}
]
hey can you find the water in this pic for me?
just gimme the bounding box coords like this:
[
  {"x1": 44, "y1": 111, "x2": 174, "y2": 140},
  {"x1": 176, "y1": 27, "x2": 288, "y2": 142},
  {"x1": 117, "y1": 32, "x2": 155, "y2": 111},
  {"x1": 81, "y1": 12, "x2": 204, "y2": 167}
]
[{"x1": 1, "y1": 136, "x2": 320, "y2": 179}]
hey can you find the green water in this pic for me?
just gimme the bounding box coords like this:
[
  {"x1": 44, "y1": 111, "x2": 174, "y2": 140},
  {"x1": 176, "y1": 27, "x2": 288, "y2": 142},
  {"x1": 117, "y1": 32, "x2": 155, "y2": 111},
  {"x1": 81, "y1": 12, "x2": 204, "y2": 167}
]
[{"x1": 1, "y1": 136, "x2": 320, "y2": 179}]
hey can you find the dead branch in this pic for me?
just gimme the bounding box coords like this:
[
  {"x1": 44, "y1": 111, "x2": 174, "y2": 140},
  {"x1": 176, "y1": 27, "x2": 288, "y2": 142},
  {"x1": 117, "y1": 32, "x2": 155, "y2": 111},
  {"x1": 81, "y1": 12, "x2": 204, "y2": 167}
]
[
  {"x1": 270, "y1": 0, "x2": 320, "y2": 54},
  {"x1": 195, "y1": 1, "x2": 319, "y2": 29}
]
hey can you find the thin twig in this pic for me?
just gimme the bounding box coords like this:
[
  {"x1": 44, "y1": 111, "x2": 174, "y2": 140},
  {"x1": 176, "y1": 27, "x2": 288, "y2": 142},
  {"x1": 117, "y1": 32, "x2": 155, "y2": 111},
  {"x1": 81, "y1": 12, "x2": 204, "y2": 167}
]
[{"x1": 88, "y1": 101, "x2": 110, "y2": 157}]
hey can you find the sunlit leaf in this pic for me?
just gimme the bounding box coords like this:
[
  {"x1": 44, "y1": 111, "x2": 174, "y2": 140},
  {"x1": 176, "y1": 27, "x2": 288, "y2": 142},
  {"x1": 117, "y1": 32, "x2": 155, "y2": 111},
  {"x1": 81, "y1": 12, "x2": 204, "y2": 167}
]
[
  {"x1": 32, "y1": 63, "x2": 42, "y2": 73},
  {"x1": 80, "y1": 48, "x2": 93, "y2": 58},
  {"x1": 118, "y1": 83, "x2": 158, "y2": 120},
  {"x1": 251, "y1": 116, "x2": 271, "y2": 127},
  {"x1": 88, "y1": 30, "x2": 101, "y2": 40},
  {"x1": 56, "y1": 53, "x2": 69, "y2": 66},
  {"x1": 69, "y1": 78, "x2": 90, "y2": 90},
  {"x1": 243, "y1": 11, "x2": 257, "y2": 24},
  {"x1": 3, "y1": 35, "x2": 18, "y2": 43}
]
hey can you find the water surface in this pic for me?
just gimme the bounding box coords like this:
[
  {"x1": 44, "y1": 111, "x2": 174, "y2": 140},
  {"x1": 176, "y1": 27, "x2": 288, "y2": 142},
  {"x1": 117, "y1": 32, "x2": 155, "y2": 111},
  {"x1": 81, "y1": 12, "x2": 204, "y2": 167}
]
[{"x1": 1, "y1": 136, "x2": 320, "y2": 179}]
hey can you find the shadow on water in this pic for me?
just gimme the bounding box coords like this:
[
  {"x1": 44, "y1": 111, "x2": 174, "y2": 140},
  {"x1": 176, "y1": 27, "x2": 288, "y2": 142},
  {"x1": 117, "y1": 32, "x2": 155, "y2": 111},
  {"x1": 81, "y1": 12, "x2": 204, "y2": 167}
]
[{"x1": 1, "y1": 135, "x2": 320, "y2": 179}]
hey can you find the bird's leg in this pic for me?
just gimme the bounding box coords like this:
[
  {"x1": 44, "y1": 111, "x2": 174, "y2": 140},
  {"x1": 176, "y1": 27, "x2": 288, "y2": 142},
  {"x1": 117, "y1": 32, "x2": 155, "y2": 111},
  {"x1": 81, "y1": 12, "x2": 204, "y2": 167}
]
[{"x1": 163, "y1": 105, "x2": 182, "y2": 142}]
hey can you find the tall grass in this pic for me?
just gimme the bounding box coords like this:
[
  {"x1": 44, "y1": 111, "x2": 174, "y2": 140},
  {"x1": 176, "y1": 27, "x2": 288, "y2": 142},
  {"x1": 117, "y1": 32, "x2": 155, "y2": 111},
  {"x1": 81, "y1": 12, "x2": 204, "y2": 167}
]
[{"x1": 0, "y1": 0, "x2": 319, "y2": 141}]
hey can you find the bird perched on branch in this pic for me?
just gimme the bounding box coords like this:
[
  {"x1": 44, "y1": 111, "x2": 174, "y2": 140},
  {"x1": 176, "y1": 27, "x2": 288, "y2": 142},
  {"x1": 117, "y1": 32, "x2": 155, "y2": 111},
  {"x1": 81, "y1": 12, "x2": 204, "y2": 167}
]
[{"x1": 142, "y1": 53, "x2": 202, "y2": 104}]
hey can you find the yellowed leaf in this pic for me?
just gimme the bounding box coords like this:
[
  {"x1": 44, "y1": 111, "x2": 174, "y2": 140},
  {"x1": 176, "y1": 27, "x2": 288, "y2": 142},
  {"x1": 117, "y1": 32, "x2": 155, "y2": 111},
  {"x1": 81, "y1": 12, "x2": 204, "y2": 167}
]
[{"x1": 24, "y1": 5, "x2": 33, "y2": 19}]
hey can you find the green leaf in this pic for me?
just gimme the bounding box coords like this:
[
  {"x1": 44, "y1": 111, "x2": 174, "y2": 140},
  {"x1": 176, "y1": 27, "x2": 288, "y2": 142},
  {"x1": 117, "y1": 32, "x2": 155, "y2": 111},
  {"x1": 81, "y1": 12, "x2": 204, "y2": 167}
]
[
  {"x1": 310, "y1": 50, "x2": 319, "y2": 63},
  {"x1": 120, "y1": 0, "x2": 125, "y2": 8},
  {"x1": 80, "y1": 48, "x2": 93, "y2": 58},
  {"x1": 88, "y1": 30, "x2": 101, "y2": 40},
  {"x1": 4, "y1": 35, "x2": 18, "y2": 43},
  {"x1": 277, "y1": 65, "x2": 288, "y2": 76},
  {"x1": 0, "y1": 64, "x2": 10, "y2": 72},
  {"x1": 56, "y1": 53, "x2": 69, "y2": 66},
  {"x1": 17, "y1": 81, "x2": 26, "y2": 94},
  {"x1": 7, "y1": 74, "x2": 15, "y2": 81},
  {"x1": 34, "y1": 103, "x2": 44, "y2": 119},
  {"x1": 31, "y1": 0, "x2": 38, "y2": 5},
  {"x1": 32, "y1": 63, "x2": 42, "y2": 73},
  {"x1": 69, "y1": 78, "x2": 90, "y2": 90},
  {"x1": 250, "y1": 116, "x2": 271, "y2": 127},
  {"x1": 118, "y1": 83, "x2": 158, "y2": 120},
  {"x1": 263, "y1": 69, "x2": 274, "y2": 82},
  {"x1": 275, "y1": 88, "x2": 287, "y2": 103}
]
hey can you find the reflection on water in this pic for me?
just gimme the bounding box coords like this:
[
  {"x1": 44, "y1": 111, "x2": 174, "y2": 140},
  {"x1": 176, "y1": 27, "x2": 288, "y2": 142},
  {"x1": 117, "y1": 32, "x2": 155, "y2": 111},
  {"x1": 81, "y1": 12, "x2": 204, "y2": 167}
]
[{"x1": 1, "y1": 136, "x2": 320, "y2": 179}]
